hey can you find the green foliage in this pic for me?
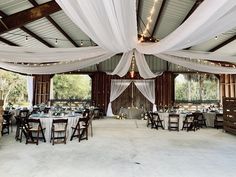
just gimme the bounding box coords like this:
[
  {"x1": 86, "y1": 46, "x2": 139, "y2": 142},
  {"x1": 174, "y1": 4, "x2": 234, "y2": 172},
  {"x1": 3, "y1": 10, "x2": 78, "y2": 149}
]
[
  {"x1": 53, "y1": 74, "x2": 91, "y2": 99},
  {"x1": 175, "y1": 74, "x2": 219, "y2": 103},
  {"x1": 0, "y1": 70, "x2": 27, "y2": 106}
]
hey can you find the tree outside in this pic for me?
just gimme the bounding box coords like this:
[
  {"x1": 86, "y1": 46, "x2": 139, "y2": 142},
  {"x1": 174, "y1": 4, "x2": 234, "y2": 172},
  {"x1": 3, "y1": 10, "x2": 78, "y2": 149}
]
[
  {"x1": 0, "y1": 70, "x2": 28, "y2": 107},
  {"x1": 175, "y1": 74, "x2": 219, "y2": 103},
  {"x1": 53, "y1": 74, "x2": 91, "y2": 100}
]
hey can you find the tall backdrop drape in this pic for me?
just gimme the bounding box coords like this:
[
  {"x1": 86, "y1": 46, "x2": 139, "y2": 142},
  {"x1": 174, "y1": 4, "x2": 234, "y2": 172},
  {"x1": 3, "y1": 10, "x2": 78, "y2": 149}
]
[
  {"x1": 133, "y1": 80, "x2": 157, "y2": 112},
  {"x1": 107, "y1": 80, "x2": 131, "y2": 116},
  {"x1": 107, "y1": 79, "x2": 156, "y2": 116}
]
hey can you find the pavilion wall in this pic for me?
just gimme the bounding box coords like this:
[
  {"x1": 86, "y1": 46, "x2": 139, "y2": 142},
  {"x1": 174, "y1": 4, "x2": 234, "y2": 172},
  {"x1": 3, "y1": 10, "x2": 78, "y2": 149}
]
[{"x1": 220, "y1": 74, "x2": 236, "y2": 103}]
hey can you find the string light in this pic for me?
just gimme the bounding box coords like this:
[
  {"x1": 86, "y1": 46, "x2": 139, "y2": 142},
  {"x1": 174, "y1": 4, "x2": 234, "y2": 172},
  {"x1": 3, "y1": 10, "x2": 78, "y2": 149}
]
[
  {"x1": 80, "y1": 41, "x2": 83, "y2": 46},
  {"x1": 139, "y1": 0, "x2": 159, "y2": 42},
  {"x1": 130, "y1": 54, "x2": 135, "y2": 78}
]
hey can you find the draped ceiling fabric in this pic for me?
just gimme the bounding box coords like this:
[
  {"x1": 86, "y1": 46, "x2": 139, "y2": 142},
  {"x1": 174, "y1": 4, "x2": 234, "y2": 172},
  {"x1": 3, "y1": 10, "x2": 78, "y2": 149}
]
[
  {"x1": 0, "y1": 0, "x2": 236, "y2": 76},
  {"x1": 107, "y1": 79, "x2": 156, "y2": 116}
]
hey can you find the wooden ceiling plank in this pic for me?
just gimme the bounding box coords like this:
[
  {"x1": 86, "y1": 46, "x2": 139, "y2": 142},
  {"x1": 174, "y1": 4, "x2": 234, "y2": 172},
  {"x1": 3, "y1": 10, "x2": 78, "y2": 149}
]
[
  {"x1": 29, "y1": 0, "x2": 79, "y2": 47},
  {"x1": 0, "y1": 1, "x2": 61, "y2": 34}
]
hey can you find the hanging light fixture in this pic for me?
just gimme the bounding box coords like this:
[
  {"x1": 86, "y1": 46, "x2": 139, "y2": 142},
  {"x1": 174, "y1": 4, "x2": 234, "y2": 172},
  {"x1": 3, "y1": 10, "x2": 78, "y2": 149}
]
[{"x1": 130, "y1": 54, "x2": 135, "y2": 78}]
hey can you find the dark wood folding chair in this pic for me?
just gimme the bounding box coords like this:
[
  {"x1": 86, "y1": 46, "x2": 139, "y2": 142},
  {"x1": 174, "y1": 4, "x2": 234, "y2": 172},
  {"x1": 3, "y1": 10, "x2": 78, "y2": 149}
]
[
  {"x1": 151, "y1": 112, "x2": 164, "y2": 130},
  {"x1": 193, "y1": 112, "x2": 206, "y2": 128},
  {"x1": 50, "y1": 119, "x2": 68, "y2": 145},
  {"x1": 24, "y1": 119, "x2": 46, "y2": 145},
  {"x1": 70, "y1": 117, "x2": 90, "y2": 142},
  {"x1": 214, "y1": 113, "x2": 223, "y2": 129},
  {"x1": 1, "y1": 113, "x2": 11, "y2": 135},
  {"x1": 168, "y1": 114, "x2": 179, "y2": 131},
  {"x1": 182, "y1": 114, "x2": 197, "y2": 131},
  {"x1": 146, "y1": 111, "x2": 157, "y2": 129},
  {"x1": 15, "y1": 110, "x2": 30, "y2": 142}
]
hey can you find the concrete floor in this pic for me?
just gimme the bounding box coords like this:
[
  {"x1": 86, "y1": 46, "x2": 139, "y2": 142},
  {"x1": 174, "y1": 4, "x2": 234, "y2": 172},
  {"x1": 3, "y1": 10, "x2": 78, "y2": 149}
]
[{"x1": 0, "y1": 119, "x2": 236, "y2": 177}]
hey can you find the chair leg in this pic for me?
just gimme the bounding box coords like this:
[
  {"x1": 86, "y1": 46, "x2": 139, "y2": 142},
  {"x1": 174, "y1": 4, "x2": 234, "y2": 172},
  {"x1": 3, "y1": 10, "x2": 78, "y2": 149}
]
[
  {"x1": 64, "y1": 132, "x2": 66, "y2": 144},
  {"x1": 90, "y1": 122, "x2": 93, "y2": 137},
  {"x1": 70, "y1": 128, "x2": 76, "y2": 141},
  {"x1": 41, "y1": 129, "x2": 46, "y2": 142},
  {"x1": 52, "y1": 131, "x2": 54, "y2": 145}
]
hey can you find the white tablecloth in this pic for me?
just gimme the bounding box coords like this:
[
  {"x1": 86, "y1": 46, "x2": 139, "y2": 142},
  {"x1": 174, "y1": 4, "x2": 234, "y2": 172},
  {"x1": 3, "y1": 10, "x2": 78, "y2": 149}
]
[
  {"x1": 157, "y1": 113, "x2": 187, "y2": 130},
  {"x1": 203, "y1": 112, "x2": 216, "y2": 127},
  {"x1": 30, "y1": 114, "x2": 82, "y2": 141}
]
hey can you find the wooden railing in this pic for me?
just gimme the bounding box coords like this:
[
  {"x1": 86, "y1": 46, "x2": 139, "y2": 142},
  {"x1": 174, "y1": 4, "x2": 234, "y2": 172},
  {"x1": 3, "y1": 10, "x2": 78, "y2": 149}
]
[{"x1": 49, "y1": 99, "x2": 91, "y2": 108}]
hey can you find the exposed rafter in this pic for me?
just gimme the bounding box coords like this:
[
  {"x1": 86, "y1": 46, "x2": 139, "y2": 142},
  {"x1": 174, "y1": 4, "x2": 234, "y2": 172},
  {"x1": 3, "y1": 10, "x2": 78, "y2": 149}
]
[
  {"x1": 28, "y1": 0, "x2": 79, "y2": 47},
  {"x1": 151, "y1": 0, "x2": 167, "y2": 37},
  {"x1": 0, "y1": 10, "x2": 54, "y2": 48},
  {"x1": 136, "y1": 0, "x2": 142, "y2": 32},
  {"x1": 209, "y1": 35, "x2": 236, "y2": 52},
  {"x1": 0, "y1": 36, "x2": 19, "y2": 46},
  {"x1": 181, "y1": 0, "x2": 204, "y2": 24},
  {"x1": 0, "y1": 1, "x2": 61, "y2": 34}
]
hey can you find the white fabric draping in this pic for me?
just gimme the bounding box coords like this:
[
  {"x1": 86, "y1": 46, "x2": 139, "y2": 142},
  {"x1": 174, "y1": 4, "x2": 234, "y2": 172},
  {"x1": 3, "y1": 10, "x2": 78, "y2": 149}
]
[
  {"x1": 107, "y1": 80, "x2": 131, "y2": 116},
  {"x1": 137, "y1": 0, "x2": 236, "y2": 54},
  {"x1": 56, "y1": 0, "x2": 137, "y2": 52},
  {"x1": 134, "y1": 50, "x2": 162, "y2": 79},
  {"x1": 0, "y1": 53, "x2": 115, "y2": 74},
  {"x1": 1, "y1": 0, "x2": 236, "y2": 76},
  {"x1": 0, "y1": 46, "x2": 109, "y2": 63},
  {"x1": 165, "y1": 50, "x2": 236, "y2": 63},
  {"x1": 133, "y1": 80, "x2": 157, "y2": 112},
  {"x1": 26, "y1": 76, "x2": 33, "y2": 107},
  {"x1": 107, "y1": 51, "x2": 133, "y2": 77},
  {"x1": 156, "y1": 54, "x2": 236, "y2": 74}
]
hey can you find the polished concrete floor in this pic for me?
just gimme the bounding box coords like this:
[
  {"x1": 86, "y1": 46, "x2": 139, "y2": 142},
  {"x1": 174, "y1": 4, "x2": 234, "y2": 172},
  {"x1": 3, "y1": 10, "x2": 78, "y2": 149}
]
[{"x1": 0, "y1": 119, "x2": 236, "y2": 177}]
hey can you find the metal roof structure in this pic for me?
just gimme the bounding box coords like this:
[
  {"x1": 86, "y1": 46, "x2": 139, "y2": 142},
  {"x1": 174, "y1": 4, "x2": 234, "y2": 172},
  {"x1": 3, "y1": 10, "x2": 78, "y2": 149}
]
[{"x1": 0, "y1": 0, "x2": 235, "y2": 73}]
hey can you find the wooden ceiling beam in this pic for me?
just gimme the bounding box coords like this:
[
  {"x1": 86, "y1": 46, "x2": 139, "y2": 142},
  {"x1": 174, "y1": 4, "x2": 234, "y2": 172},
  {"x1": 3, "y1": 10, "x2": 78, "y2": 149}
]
[
  {"x1": 151, "y1": 0, "x2": 167, "y2": 37},
  {"x1": 0, "y1": 10, "x2": 54, "y2": 48},
  {"x1": 181, "y1": 0, "x2": 204, "y2": 24},
  {"x1": 29, "y1": 0, "x2": 79, "y2": 47},
  {"x1": 208, "y1": 35, "x2": 236, "y2": 52},
  {"x1": 0, "y1": 36, "x2": 19, "y2": 46},
  {"x1": 0, "y1": 1, "x2": 61, "y2": 35}
]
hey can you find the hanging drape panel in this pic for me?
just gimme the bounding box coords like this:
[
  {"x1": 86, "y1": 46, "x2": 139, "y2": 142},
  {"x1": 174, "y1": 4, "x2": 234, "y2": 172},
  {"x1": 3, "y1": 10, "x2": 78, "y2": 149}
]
[
  {"x1": 107, "y1": 51, "x2": 133, "y2": 77},
  {"x1": 134, "y1": 80, "x2": 157, "y2": 112},
  {"x1": 0, "y1": 53, "x2": 115, "y2": 75},
  {"x1": 156, "y1": 54, "x2": 236, "y2": 74},
  {"x1": 27, "y1": 76, "x2": 34, "y2": 107},
  {"x1": 56, "y1": 0, "x2": 137, "y2": 52},
  {"x1": 134, "y1": 50, "x2": 163, "y2": 79},
  {"x1": 137, "y1": 0, "x2": 236, "y2": 54},
  {"x1": 107, "y1": 80, "x2": 132, "y2": 116}
]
